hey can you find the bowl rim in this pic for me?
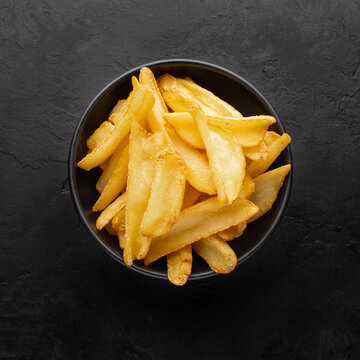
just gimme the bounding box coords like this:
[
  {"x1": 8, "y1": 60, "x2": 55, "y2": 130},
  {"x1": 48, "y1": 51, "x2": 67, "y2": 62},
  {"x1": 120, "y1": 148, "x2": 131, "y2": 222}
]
[{"x1": 68, "y1": 58, "x2": 293, "y2": 281}]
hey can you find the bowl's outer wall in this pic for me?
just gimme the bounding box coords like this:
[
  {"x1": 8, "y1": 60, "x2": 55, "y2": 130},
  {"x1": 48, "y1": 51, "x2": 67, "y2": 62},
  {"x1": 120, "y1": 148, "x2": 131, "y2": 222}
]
[{"x1": 69, "y1": 60, "x2": 292, "y2": 280}]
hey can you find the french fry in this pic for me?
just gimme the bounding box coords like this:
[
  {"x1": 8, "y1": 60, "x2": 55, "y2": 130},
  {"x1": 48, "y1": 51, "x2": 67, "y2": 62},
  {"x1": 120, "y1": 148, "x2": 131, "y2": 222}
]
[
  {"x1": 131, "y1": 76, "x2": 140, "y2": 89},
  {"x1": 139, "y1": 67, "x2": 168, "y2": 114},
  {"x1": 247, "y1": 134, "x2": 291, "y2": 178},
  {"x1": 264, "y1": 130, "x2": 281, "y2": 147},
  {"x1": 248, "y1": 164, "x2": 291, "y2": 222},
  {"x1": 87, "y1": 121, "x2": 115, "y2": 151},
  {"x1": 96, "y1": 192, "x2": 127, "y2": 230},
  {"x1": 164, "y1": 112, "x2": 276, "y2": 149},
  {"x1": 158, "y1": 74, "x2": 217, "y2": 115},
  {"x1": 177, "y1": 77, "x2": 242, "y2": 117},
  {"x1": 144, "y1": 197, "x2": 259, "y2": 265},
  {"x1": 217, "y1": 222, "x2": 247, "y2": 241},
  {"x1": 168, "y1": 128, "x2": 216, "y2": 195},
  {"x1": 109, "y1": 99, "x2": 126, "y2": 117},
  {"x1": 163, "y1": 112, "x2": 205, "y2": 149},
  {"x1": 182, "y1": 182, "x2": 201, "y2": 209},
  {"x1": 124, "y1": 123, "x2": 166, "y2": 266},
  {"x1": 77, "y1": 86, "x2": 154, "y2": 170},
  {"x1": 239, "y1": 174, "x2": 255, "y2": 200},
  {"x1": 207, "y1": 115, "x2": 275, "y2": 147},
  {"x1": 86, "y1": 99, "x2": 126, "y2": 151},
  {"x1": 191, "y1": 106, "x2": 245, "y2": 204},
  {"x1": 167, "y1": 245, "x2": 192, "y2": 286},
  {"x1": 193, "y1": 235, "x2": 237, "y2": 273},
  {"x1": 217, "y1": 174, "x2": 254, "y2": 240},
  {"x1": 96, "y1": 136, "x2": 129, "y2": 193},
  {"x1": 112, "y1": 208, "x2": 126, "y2": 249},
  {"x1": 92, "y1": 144, "x2": 129, "y2": 212},
  {"x1": 141, "y1": 146, "x2": 186, "y2": 238},
  {"x1": 243, "y1": 141, "x2": 269, "y2": 161}
]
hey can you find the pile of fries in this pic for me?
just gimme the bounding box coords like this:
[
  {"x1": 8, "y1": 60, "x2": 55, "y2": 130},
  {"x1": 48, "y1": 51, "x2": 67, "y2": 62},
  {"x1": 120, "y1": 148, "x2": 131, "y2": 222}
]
[{"x1": 77, "y1": 67, "x2": 291, "y2": 285}]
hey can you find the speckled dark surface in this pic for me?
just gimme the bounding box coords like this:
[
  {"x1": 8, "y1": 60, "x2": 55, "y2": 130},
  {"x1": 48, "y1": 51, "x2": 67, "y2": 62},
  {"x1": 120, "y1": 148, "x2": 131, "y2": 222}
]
[{"x1": 1, "y1": 1, "x2": 360, "y2": 359}]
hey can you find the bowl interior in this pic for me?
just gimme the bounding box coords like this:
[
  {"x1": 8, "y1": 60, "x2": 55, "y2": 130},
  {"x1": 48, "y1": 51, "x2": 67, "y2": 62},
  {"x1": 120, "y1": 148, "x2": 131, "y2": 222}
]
[{"x1": 70, "y1": 60, "x2": 292, "y2": 280}]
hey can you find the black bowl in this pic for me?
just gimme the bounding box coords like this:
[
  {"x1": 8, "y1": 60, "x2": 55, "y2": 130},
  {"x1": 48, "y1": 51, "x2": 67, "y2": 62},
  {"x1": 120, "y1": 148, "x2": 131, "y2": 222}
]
[{"x1": 69, "y1": 59, "x2": 292, "y2": 281}]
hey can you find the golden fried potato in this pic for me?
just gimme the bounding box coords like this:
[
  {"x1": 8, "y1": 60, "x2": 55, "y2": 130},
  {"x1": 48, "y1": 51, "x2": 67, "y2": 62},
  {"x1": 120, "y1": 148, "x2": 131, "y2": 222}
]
[
  {"x1": 124, "y1": 123, "x2": 165, "y2": 266},
  {"x1": 93, "y1": 145, "x2": 129, "y2": 212},
  {"x1": 193, "y1": 235, "x2": 237, "y2": 273},
  {"x1": 163, "y1": 112, "x2": 205, "y2": 149},
  {"x1": 177, "y1": 77, "x2": 242, "y2": 117},
  {"x1": 167, "y1": 245, "x2": 192, "y2": 286},
  {"x1": 158, "y1": 74, "x2": 217, "y2": 115},
  {"x1": 247, "y1": 133, "x2": 291, "y2": 178},
  {"x1": 243, "y1": 140, "x2": 269, "y2": 161},
  {"x1": 86, "y1": 121, "x2": 115, "y2": 151},
  {"x1": 182, "y1": 182, "x2": 201, "y2": 209},
  {"x1": 264, "y1": 130, "x2": 281, "y2": 147},
  {"x1": 112, "y1": 207, "x2": 126, "y2": 249},
  {"x1": 168, "y1": 128, "x2": 216, "y2": 195},
  {"x1": 207, "y1": 115, "x2": 275, "y2": 147},
  {"x1": 248, "y1": 164, "x2": 291, "y2": 222},
  {"x1": 217, "y1": 174, "x2": 253, "y2": 240},
  {"x1": 77, "y1": 86, "x2": 154, "y2": 170},
  {"x1": 164, "y1": 112, "x2": 275, "y2": 149},
  {"x1": 191, "y1": 106, "x2": 245, "y2": 204},
  {"x1": 141, "y1": 146, "x2": 186, "y2": 238},
  {"x1": 217, "y1": 222, "x2": 247, "y2": 241},
  {"x1": 144, "y1": 197, "x2": 259, "y2": 265},
  {"x1": 96, "y1": 136, "x2": 129, "y2": 193},
  {"x1": 96, "y1": 192, "x2": 127, "y2": 230}
]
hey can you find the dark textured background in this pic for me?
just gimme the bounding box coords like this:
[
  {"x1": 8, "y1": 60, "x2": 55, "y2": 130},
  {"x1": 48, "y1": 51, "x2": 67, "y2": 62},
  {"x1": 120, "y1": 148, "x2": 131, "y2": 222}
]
[{"x1": 1, "y1": 1, "x2": 360, "y2": 359}]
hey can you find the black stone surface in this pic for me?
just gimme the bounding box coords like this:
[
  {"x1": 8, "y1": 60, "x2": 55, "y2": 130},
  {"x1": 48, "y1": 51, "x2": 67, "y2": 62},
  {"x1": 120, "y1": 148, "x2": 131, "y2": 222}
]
[{"x1": 1, "y1": 1, "x2": 359, "y2": 359}]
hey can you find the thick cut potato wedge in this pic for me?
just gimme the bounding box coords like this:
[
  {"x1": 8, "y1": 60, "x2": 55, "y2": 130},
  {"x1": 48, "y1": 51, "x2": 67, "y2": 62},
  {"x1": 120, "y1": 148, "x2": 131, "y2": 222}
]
[
  {"x1": 264, "y1": 130, "x2": 281, "y2": 147},
  {"x1": 158, "y1": 74, "x2": 218, "y2": 115},
  {"x1": 131, "y1": 76, "x2": 140, "y2": 89},
  {"x1": 124, "y1": 123, "x2": 165, "y2": 266},
  {"x1": 87, "y1": 99, "x2": 126, "y2": 151},
  {"x1": 164, "y1": 112, "x2": 276, "y2": 149},
  {"x1": 191, "y1": 106, "x2": 245, "y2": 204},
  {"x1": 193, "y1": 235, "x2": 237, "y2": 273},
  {"x1": 239, "y1": 174, "x2": 255, "y2": 200},
  {"x1": 168, "y1": 129, "x2": 216, "y2": 195},
  {"x1": 93, "y1": 144, "x2": 129, "y2": 211},
  {"x1": 96, "y1": 192, "x2": 127, "y2": 230},
  {"x1": 182, "y1": 182, "x2": 201, "y2": 209},
  {"x1": 112, "y1": 207, "x2": 126, "y2": 249},
  {"x1": 163, "y1": 112, "x2": 205, "y2": 149},
  {"x1": 144, "y1": 197, "x2": 259, "y2": 265},
  {"x1": 218, "y1": 222, "x2": 247, "y2": 241},
  {"x1": 206, "y1": 115, "x2": 276, "y2": 147},
  {"x1": 77, "y1": 86, "x2": 154, "y2": 170},
  {"x1": 176, "y1": 77, "x2": 242, "y2": 117},
  {"x1": 243, "y1": 141, "x2": 269, "y2": 161},
  {"x1": 167, "y1": 245, "x2": 192, "y2": 286},
  {"x1": 109, "y1": 99, "x2": 126, "y2": 118},
  {"x1": 247, "y1": 133, "x2": 291, "y2": 178},
  {"x1": 96, "y1": 136, "x2": 129, "y2": 193},
  {"x1": 217, "y1": 174, "x2": 253, "y2": 240},
  {"x1": 141, "y1": 146, "x2": 186, "y2": 238},
  {"x1": 248, "y1": 164, "x2": 291, "y2": 222},
  {"x1": 140, "y1": 67, "x2": 168, "y2": 113},
  {"x1": 87, "y1": 121, "x2": 115, "y2": 151}
]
